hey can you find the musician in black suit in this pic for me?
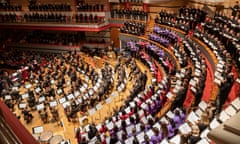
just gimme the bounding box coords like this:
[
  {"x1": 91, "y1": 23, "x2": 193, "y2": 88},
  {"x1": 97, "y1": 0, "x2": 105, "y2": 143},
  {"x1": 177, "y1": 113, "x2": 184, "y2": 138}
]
[{"x1": 232, "y1": 1, "x2": 239, "y2": 17}]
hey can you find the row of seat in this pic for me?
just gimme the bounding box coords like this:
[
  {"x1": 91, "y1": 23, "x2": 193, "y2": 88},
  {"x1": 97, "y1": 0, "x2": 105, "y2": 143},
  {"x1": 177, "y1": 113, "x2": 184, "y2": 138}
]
[
  {"x1": 0, "y1": 4, "x2": 22, "y2": 11},
  {"x1": 120, "y1": 21, "x2": 146, "y2": 36},
  {"x1": 76, "y1": 3, "x2": 104, "y2": 12},
  {"x1": 28, "y1": 3, "x2": 71, "y2": 11},
  {"x1": 111, "y1": 8, "x2": 148, "y2": 21},
  {"x1": 0, "y1": 12, "x2": 106, "y2": 24}
]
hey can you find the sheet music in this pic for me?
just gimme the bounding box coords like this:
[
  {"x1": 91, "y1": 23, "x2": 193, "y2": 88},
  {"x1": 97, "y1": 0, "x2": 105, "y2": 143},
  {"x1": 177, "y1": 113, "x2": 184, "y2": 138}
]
[
  {"x1": 153, "y1": 122, "x2": 161, "y2": 130},
  {"x1": 166, "y1": 111, "x2": 174, "y2": 119},
  {"x1": 169, "y1": 134, "x2": 181, "y2": 144},
  {"x1": 83, "y1": 83, "x2": 88, "y2": 88},
  {"x1": 32, "y1": 126, "x2": 43, "y2": 134},
  {"x1": 84, "y1": 124, "x2": 90, "y2": 132},
  {"x1": 136, "y1": 132, "x2": 145, "y2": 143},
  {"x1": 38, "y1": 97, "x2": 45, "y2": 103},
  {"x1": 106, "y1": 122, "x2": 114, "y2": 130},
  {"x1": 166, "y1": 92, "x2": 174, "y2": 99},
  {"x1": 49, "y1": 101, "x2": 57, "y2": 107},
  {"x1": 35, "y1": 87, "x2": 41, "y2": 93},
  {"x1": 196, "y1": 63, "x2": 201, "y2": 69},
  {"x1": 89, "y1": 89, "x2": 94, "y2": 96},
  {"x1": 130, "y1": 102, "x2": 136, "y2": 108},
  {"x1": 97, "y1": 78, "x2": 102, "y2": 83},
  {"x1": 88, "y1": 108, "x2": 96, "y2": 116},
  {"x1": 126, "y1": 125, "x2": 134, "y2": 135},
  {"x1": 195, "y1": 70, "x2": 201, "y2": 77},
  {"x1": 190, "y1": 79, "x2": 196, "y2": 86},
  {"x1": 19, "y1": 103, "x2": 27, "y2": 109},
  {"x1": 117, "y1": 130, "x2": 123, "y2": 140},
  {"x1": 217, "y1": 68, "x2": 223, "y2": 73},
  {"x1": 231, "y1": 97, "x2": 240, "y2": 110},
  {"x1": 88, "y1": 136, "x2": 97, "y2": 144},
  {"x1": 178, "y1": 123, "x2": 191, "y2": 135},
  {"x1": 138, "y1": 109, "x2": 144, "y2": 117},
  {"x1": 115, "y1": 120, "x2": 121, "y2": 128},
  {"x1": 140, "y1": 103, "x2": 147, "y2": 110},
  {"x1": 12, "y1": 86, "x2": 19, "y2": 91},
  {"x1": 60, "y1": 140, "x2": 71, "y2": 144},
  {"x1": 74, "y1": 91, "x2": 80, "y2": 97},
  {"x1": 105, "y1": 97, "x2": 112, "y2": 104},
  {"x1": 195, "y1": 108, "x2": 203, "y2": 117},
  {"x1": 152, "y1": 78, "x2": 157, "y2": 83},
  {"x1": 96, "y1": 82, "x2": 100, "y2": 88},
  {"x1": 219, "y1": 60, "x2": 225, "y2": 65},
  {"x1": 187, "y1": 111, "x2": 200, "y2": 124},
  {"x1": 59, "y1": 97, "x2": 66, "y2": 104},
  {"x1": 57, "y1": 89, "x2": 63, "y2": 94},
  {"x1": 66, "y1": 81, "x2": 71, "y2": 86},
  {"x1": 198, "y1": 101, "x2": 207, "y2": 111},
  {"x1": 96, "y1": 103, "x2": 102, "y2": 110},
  {"x1": 93, "y1": 86, "x2": 98, "y2": 91},
  {"x1": 25, "y1": 84, "x2": 32, "y2": 89},
  {"x1": 146, "y1": 98, "x2": 152, "y2": 104},
  {"x1": 67, "y1": 93, "x2": 74, "y2": 100},
  {"x1": 85, "y1": 76, "x2": 89, "y2": 81},
  {"x1": 4, "y1": 95, "x2": 11, "y2": 100},
  {"x1": 190, "y1": 86, "x2": 197, "y2": 93},
  {"x1": 80, "y1": 86, "x2": 85, "y2": 92},
  {"x1": 173, "y1": 86, "x2": 180, "y2": 93},
  {"x1": 147, "y1": 129, "x2": 154, "y2": 138},
  {"x1": 125, "y1": 107, "x2": 131, "y2": 114},
  {"x1": 118, "y1": 86, "x2": 123, "y2": 92},
  {"x1": 36, "y1": 103, "x2": 44, "y2": 110},
  {"x1": 160, "y1": 116, "x2": 169, "y2": 124},
  {"x1": 219, "y1": 111, "x2": 230, "y2": 122},
  {"x1": 217, "y1": 63, "x2": 224, "y2": 69},
  {"x1": 214, "y1": 78, "x2": 221, "y2": 85},
  {"x1": 126, "y1": 118, "x2": 131, "y2": 125},
  {"x1": 125, "y1": 137, "x2": 134, "y2": 144},
  {"x1": 50, "y1": 79, "x2": 54, "y2": 84},
  {"x1": 79, "y1": 116, "x2": 88, "y2": 125},
  {"x1": 160, "y1": 139, "x2": 169, "y2": 144},
  {"x1": 22, "y1": 93, "x2": 29, "y2": 99},
  {"x1": 200, "y1": 128, "x2": 210, "y2": 139},
  {"x1": 111, "y1": 92, "x2": 118, "y2": 97},
  {"x1": 224, "y1": 105, "x2": 237, "y2": 117},
  {"x1": 196, "y1": 138, "x2": 210, "y2": 144},
  {"x1": 62, "y1": 101, "x2": 70, "y2": 108},
  {"x1": 141, "y1": 116, "x2": 147, "y2": 124}
]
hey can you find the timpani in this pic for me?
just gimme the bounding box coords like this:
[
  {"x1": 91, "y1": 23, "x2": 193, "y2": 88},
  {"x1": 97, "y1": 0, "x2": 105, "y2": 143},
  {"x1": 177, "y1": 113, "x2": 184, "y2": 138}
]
[
  {"x1": 40, "y1": 131, "x2": 53, "y2": 144},
  {"x1": 49, "y1": 135, "x2": 63, "y2": 144}
]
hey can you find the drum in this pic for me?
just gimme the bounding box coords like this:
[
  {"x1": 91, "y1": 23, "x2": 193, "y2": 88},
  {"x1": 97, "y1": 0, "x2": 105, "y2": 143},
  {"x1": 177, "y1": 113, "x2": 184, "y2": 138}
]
[
  {"x1": 40, "y1": 131, "x2": 53, "y2": 144},
  {"x1": 49, "y1": 135, "x2": 63, "y2": 144}
]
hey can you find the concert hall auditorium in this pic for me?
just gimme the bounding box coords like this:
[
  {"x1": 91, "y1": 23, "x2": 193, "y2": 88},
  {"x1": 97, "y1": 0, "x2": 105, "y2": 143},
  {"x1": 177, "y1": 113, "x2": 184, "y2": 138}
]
[{"x1": 0, "y1": 0, "x2": 240, "y2": 144}]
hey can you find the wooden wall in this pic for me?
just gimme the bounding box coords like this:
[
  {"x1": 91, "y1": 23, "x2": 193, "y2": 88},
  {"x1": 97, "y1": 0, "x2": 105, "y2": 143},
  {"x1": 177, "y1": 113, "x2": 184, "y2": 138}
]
[{"x1": 110, "y1": 27, "x2": 120, "y2": 48}]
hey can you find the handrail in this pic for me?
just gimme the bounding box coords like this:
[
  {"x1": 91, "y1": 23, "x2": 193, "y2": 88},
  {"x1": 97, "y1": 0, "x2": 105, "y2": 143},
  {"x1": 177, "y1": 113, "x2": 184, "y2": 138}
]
[{"x1": 0, "y1": 109, "x2": 22, "y2": 144}]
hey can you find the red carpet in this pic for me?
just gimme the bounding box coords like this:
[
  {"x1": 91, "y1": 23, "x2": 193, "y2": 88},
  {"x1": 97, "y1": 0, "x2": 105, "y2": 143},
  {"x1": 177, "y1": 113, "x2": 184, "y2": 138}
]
[
  {"x1": 183, "y1": 85, "x2": 194, "y2": 108},
  {"x1": 223, "y1": 66, "x2": 240, "y2": 108},
  {"x1": 201, "y1": 63, "x2": 214, "y2": 103}
]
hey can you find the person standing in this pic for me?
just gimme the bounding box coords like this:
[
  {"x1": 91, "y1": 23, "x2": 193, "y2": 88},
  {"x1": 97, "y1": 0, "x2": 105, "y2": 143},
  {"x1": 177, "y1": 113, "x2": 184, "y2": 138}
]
[{"x1": 75, "y1": 128, "x2": 82, "y2": 144}]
